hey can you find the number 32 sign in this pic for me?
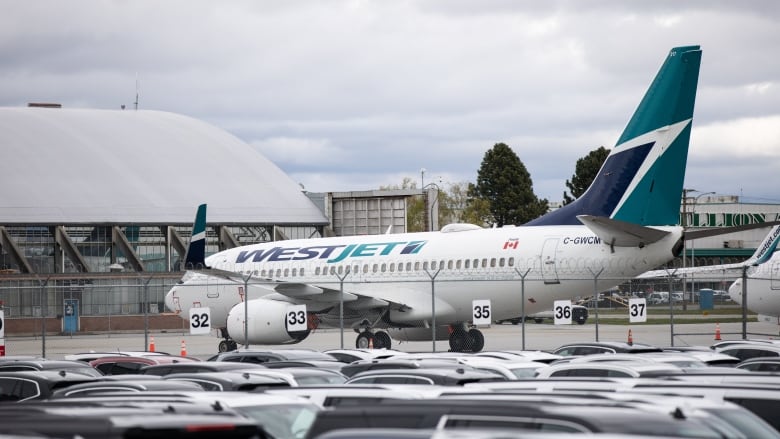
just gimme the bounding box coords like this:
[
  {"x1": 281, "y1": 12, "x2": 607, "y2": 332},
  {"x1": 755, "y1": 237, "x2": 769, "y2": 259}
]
[{"x1": 189, "y1": 307, "x2": 211, "y2": 335}]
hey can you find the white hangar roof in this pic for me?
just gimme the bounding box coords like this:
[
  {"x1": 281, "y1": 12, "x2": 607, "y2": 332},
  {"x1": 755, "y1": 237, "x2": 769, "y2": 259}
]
[{"x1": 0, "y1": 107, "x2": 328, "y2": 225}]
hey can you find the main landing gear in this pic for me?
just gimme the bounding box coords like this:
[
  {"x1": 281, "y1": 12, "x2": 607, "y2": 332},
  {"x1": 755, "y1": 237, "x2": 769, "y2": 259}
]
[
  {"x1": 355, "y1": 330, "x2": 392, "y2": 349},
  {"x1": 448, "y1": 324, "x2": 485, "y2": 353}
]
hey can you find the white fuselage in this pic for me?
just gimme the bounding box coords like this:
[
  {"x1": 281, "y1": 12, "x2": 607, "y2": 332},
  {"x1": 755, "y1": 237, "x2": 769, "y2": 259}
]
[
  {"x1": 728, "y1": 260, "x2": 780, "y2": 318},
  {"x1": 165, "y1": 224, "x2": 682, "y2": 330}
]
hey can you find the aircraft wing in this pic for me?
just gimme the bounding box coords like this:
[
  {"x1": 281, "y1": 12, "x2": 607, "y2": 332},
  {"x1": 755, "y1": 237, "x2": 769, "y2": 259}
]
[
  {"x1": 636, "y1": 262, "x2": 749, "y2": 280},
  {"x1": 195, "y1": 267, "x2": 432, "y2": 317}
]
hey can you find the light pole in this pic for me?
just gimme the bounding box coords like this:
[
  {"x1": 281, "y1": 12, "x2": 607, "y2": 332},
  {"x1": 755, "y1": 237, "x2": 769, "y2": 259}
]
[{"x1": 422, "y1": 183, "x2": 440, "y2": 232}]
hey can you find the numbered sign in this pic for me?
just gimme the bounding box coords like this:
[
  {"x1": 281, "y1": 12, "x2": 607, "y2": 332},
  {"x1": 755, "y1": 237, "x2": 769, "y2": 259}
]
[
  {"x1": 0, "y1": 309, "x2": 4, "y2": 339},
  {"x1": 189, "y1": 307, "x2": 211, "y2": 335},
  {"x1": 553, "y1": 300, "x2": 572, "y2": 325},
  {"x1": 286, "y1": 305, "x2": 308, "y2": 332},
  {"x1": 629, "y1": 298, "x2": 647, "y2": 323},
  {"x1": 472, "y1": 300, "x2": 492, "y2": 326}
]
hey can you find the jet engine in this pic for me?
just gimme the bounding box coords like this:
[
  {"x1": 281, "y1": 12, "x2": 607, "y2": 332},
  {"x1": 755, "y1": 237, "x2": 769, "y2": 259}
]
[{"x1": 226, "y1": 299, "x2": 311, "y2": 344}]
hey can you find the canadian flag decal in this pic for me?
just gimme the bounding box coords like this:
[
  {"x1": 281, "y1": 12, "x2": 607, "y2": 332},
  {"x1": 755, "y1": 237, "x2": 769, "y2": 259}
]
[{"x1": 503, "y1": 238, "x2": 519, "y2": 249}]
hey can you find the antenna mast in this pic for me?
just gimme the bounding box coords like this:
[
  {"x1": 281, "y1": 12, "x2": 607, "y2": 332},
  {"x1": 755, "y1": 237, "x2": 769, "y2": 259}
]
[{"x1": 134, "y1": 73, "x2": 139, "y2": 110}]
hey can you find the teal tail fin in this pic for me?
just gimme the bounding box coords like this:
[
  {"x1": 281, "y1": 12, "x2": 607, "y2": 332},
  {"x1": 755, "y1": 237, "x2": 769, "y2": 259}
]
[
  {"x1": 528, "y1": 46, "x2": 702, "y2": 226},
  {"x1": 184, "y1": 204, "x2": 207, "y2": 268}
]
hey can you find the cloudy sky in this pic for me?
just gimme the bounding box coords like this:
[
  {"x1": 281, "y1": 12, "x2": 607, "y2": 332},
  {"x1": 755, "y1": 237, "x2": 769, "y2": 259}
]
[{"x1": 2, "y1": 1, "x2": 779, "y2": 203}]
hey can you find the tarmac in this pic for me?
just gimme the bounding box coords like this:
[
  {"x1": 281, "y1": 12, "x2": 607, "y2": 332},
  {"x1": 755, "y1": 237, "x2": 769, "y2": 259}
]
[{"x1": 3, "y1": 319, "x2": 778, "y2": 360}]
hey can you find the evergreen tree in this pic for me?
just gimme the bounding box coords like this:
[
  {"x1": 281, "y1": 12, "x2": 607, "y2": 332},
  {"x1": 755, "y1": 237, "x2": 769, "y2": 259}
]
[
  {"x1": 473, "y1": 143, "x2": 548, "y2": 226},
  {"x1": 563, "y1": 146, "x2": 610, "y2": 205}
]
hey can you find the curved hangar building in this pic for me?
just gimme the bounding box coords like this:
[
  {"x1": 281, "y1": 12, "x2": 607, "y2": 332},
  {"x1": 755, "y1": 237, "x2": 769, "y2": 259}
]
[{"x1": 0, "y1": 106, "x2": 329, "y2": 275}]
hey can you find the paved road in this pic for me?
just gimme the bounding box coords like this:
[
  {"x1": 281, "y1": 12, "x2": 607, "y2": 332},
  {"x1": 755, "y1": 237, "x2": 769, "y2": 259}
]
[{"x1": 4, "y1": 320, "x2": 778, "y2": 360}]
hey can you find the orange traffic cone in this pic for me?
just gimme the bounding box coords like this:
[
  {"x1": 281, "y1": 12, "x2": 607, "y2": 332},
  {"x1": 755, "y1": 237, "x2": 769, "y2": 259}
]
[
  {"x1": 149, "y1": 335, "x2": 155, "y2": 352},
  {"x1": 368, "y1": 336, "x2": 374, "y2": 349},
  {"x1": 627, "y1": 329, "x2": 633, "y2": 345},
  {"x1": 180, "y1": 339, "x2": 187, "y2": 356},
  {"x1": 714, "y1": 323, "x2": 722, "y2": 341}
]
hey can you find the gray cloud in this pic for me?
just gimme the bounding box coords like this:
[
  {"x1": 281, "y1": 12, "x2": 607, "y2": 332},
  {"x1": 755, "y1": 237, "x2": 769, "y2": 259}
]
[{"x1": 1, "y1": 0, "x2": 778, "y2": 202}]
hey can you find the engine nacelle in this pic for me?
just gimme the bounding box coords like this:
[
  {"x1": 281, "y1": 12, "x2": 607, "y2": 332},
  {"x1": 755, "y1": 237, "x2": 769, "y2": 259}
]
[{"x1": 226, "y1": 299, "x2": 311, "y2": 345}]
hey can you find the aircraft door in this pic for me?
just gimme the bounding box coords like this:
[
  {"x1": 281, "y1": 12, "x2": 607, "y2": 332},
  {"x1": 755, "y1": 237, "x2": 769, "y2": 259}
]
[
  {"x1": 206, "y1": 277, "x2": 224, "y2": 299},
  {"x1": 541, "y1": 238, "x2": 560, "y2": 284},
  {"x1": 771, "y1": 262, "x2": 780, "y2": 290}
]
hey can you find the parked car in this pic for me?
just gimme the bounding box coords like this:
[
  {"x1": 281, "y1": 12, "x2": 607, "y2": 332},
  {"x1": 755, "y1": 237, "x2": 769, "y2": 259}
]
[
  {"x1": 0, "y1": 359, "x2": 103, "y2": 377},
  {"x1": 345, "y1": 368, "x2": 505, "y2": 386},
  {"x1": 89, "y1": 355, "x2": 199, "y2": 375},
  {"x1": 163, "y1": 371, "x2": 292, "y2": 391},
  {"x1": 736, "y1": 357, "x2": 780, "y2": 372},
  {"x1": 534, "y1": 361, "x2": 681, "y2": 378},
  {"x1": 49, "y1": 377, "x2": 205, "y2": 398},
  {"x1": 138, "y1": 361, "x2": 266, "y2": 376},
  {"x1": 552, "y1": 341, "x2": 663, "y2": 356},
  {"x1": 716, "y1": 344, "x2": 780, "y2": 362},
  {"x1": 0, "y1": 370, "x2": 97, "y2": 401},
  {"x1": 207, "y1": 349, "x2": 337, "y2": 364}
]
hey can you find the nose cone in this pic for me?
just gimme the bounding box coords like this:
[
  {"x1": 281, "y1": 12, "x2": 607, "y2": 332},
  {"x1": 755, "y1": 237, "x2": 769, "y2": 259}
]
[
  {"x1": 728, "y1": 279, "x2": 742, "y2": 305},
  {"x1": 165, "y1": 286, "x2": 180, "y2": 313}
]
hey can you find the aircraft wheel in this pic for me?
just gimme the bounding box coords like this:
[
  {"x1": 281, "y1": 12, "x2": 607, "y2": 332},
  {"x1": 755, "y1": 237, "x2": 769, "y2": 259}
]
[
  {"x1": 467, "y1": 328, "x2": 485, "y2": 352},
  {"x1": 355, "y1": 331, "x2": 374, "y2": 349},
  {"x1": 374, "y1": 331, "x2": 392, "y2": 349},
  {"x1": 228, "y1": 340, "x2": 238, "y2": 350},
  {"x1": 218, "y1": 340, "x2": 230, "y2": 352},
  {"x1": 449, "y1": 328, "x2": 467, "y2": 352}
]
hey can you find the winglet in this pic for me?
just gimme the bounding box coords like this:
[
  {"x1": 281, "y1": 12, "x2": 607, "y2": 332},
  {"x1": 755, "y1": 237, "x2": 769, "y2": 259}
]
[{"x1": 184, "y1": 204, "x2": 207, "y2": 269}]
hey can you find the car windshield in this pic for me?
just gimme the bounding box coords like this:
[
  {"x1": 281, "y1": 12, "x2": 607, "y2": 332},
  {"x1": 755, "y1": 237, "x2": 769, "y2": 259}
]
[{"x1": 234, "y1": 403, "x2": 318, "y2": 439}]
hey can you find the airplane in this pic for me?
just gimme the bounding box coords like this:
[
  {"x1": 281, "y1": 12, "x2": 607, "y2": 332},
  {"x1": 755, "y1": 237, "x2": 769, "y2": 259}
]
[
  {"x1": 639, "y1": 224, "x2": 780, "y2": 320},
  {"x1": 165, "y1": 45, "x2": 703, "y2": 353}
]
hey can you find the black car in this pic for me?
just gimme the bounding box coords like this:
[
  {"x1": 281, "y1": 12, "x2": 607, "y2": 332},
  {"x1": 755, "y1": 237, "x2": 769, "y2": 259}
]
[
  {"x1": 0, "y1": 370, "x2": 97, "y2": 401},
  {"x1": 345, "y1": 367, "x2": 505, "y2": 386},
  {"x1": 138, "y1": 361, "x2": 266, "y2": 376},
  {"x1": 0, "y1": 399, "x2": 265, "y2": 438},
  {"x1": 552, "y1": 341, "x2": 663, "y2": 356},
  {"x1": 162, "y1": 371, "x2": 291, "y2": 391},
  {"x1": 207, "y1": 349, "x2": 337, "y2": 364},
  {"x1": 736, "y1": 357, "x2": 780, "y2": 372},
  {"x1": 49, "y1": 377, "x2": 205, "y2": 398}
]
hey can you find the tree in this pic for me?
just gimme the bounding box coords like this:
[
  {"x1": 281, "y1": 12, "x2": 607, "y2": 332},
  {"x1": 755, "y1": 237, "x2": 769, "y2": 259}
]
[
  {"x1": 472, "y1": 143, "x2": 548, "y2": 226},
  {"x1": 563, "y1": 146, "x2": 610, "y2": 205}
]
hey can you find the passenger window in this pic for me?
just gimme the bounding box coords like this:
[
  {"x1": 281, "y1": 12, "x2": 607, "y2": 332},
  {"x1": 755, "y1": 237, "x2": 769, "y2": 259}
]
[
  {"x1": 406, "y1": 262, "x2": 412, "y2": 271},
  {"x1": 363, "y1": 264, "x2": 369, "y2": 274},
  {"x1": 499, "y1": 258, "x2": 505, "y2": 267},
  {"x1": 389, "y1": 263, "x2": 395, "y2": 272},
  {"x1": 315, "y1": 267, "x2": 320, "y2": 275},
  {"x1": 292, "y1": 268, "x2": 297, "y2": 277},
  {"x1": 448, "y1": 260, "x2": 453, "y2": 270},
  {"x1": 456, "y1": 260, "x2": 461, "y2": 269},
  {"x1": 465, "y1": 260, "x2": 470, "y2": 269},
  {"x1": 490, "y1": 258, "x2": 496, "y2": 267},
  {"x1": 508, "y1": 257, "x2": 515, "y2": 267},
  {"x1": 283, "y1": 268, "x2": 289, "y2": 277}
]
